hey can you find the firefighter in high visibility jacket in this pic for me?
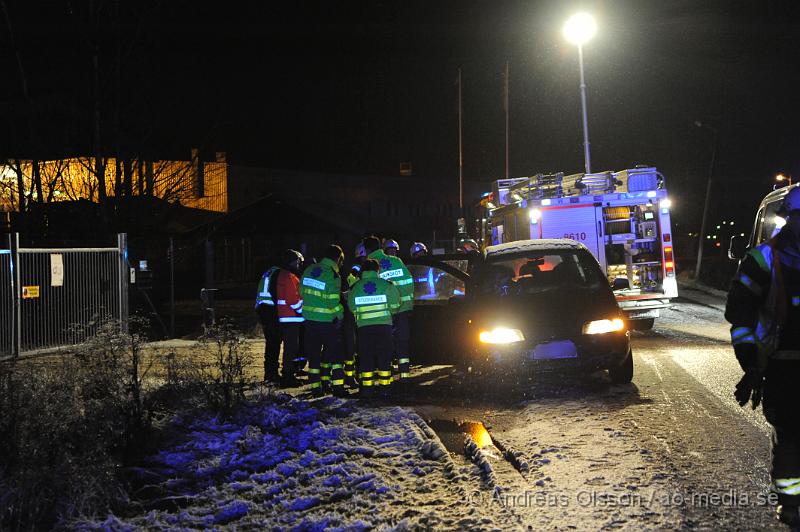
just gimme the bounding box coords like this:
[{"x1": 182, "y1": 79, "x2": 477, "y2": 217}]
[
  {"x1": 275, "y1": 249, "x2": 305, "y2": 387},
  {"x1": 300, "y1": 244, "x2": 346, "y2": 397},
  {"x1": 348, "y1": 258, "x2": 401, "y2": 399},
  {"x1": 363, "y1": 236, "x2": 415, "y2": 385},
  {"x1": 255, "y1": 264, "x2": 281, "y2": 383},
  {"x1": 725, "y1": 186, "x2": 800, "y2": 526}
]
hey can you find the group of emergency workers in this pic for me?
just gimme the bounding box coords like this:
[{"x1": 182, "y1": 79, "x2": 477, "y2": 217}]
[{"x1": 255, "y1": 236, "x2": 431, "y2": 401}]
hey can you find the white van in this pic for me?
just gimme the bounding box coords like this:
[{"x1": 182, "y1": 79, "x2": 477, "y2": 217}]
[{"x1": 729, "y1": 183, "x2": 799, "y2": 259}]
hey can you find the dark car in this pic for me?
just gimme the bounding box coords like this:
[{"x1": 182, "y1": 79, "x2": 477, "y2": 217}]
[{"x1": 406, "y1": 239, "x2": 633, "y2": 383}]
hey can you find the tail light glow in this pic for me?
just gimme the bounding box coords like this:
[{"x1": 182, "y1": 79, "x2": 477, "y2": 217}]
[{"x1": 664, "y1": 247, "x2": 675, "y2": 276}]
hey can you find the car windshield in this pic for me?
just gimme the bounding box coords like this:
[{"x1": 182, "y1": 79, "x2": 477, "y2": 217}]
[
  {"x1": 756, "y1": 199, "x2": 785, "y2": 245},
  {"x1": 478, "y1": 250, "x2": 607, "y2": 297}
]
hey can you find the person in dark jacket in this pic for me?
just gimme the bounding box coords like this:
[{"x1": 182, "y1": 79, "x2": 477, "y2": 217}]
[
  {"x1": 725, "y1": 186, "x2": 800, "y2": 526},
  {"x1": 255, "y1": 264, "x2": 281, "y2": 383}
]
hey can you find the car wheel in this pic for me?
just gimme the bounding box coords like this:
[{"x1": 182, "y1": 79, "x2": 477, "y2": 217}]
[
  {"x1": 609, "y1": 349, "x2": 634, "y2": 384},
  {"x1": 631, "y1": 318, "x2": 655, "y2": 331}
]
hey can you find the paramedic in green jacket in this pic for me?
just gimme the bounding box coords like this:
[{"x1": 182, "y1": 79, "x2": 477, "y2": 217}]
[
  {"x1": 348, "y1": 258, "x2": 401, "y2": 399},
  {"x1": 300, "y1": 244, "x2": 346, "y2": 397},
  {"x1": 363, "y1": 236, "x2": 415, "y2": 384},
  {"x1": 342, "y1": 242, "x2": 367, "y2": 387}
]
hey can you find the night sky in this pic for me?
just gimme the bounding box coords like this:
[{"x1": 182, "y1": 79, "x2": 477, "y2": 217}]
[{"x1": 2, "y1": 0, "x2": 800, "y2": 230}]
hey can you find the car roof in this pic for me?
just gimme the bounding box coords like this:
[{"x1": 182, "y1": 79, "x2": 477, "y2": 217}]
[
  {"x1": 484, "y1": 239, "x2": 588, "y2": 258},
  {"x1": 759, "y1": 182, "x2": 798, "y2": 208}
]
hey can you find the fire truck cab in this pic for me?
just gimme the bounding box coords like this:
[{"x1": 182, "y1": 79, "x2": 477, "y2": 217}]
[{"x1": 481, "y1": 166, "x2": 677, "y2": 329}]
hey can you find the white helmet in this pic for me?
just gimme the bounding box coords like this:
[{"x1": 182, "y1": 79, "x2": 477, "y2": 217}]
[
  {"x1": 354, "y1": 242, "x2": 366, "y2": 258},
  {"x1": 783, "y1": 186, "x2": 800, "y2": 213},
  {"x1": 410, "y1": 242, "x2": 428, "y2": 257},
  {"x1": 383, "y1": 238, "x2": 399, "y2": 251}
]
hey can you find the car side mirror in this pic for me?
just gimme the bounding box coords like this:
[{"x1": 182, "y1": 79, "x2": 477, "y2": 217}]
[
  {"x1": 612, "y1": 277, "x2": 630, "y2": 290},
  {"x1": 728, "y1": 234, "x2": 747, "y2": 261}
]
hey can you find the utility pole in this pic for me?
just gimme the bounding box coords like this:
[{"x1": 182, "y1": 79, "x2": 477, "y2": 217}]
[
  {"x1": 693, "y1": 120, "x2": 718, "y2": 280},
  {"x1": 457, "y1": 68, "x2": 464, "y2": 212},
  {"x1": 504, "y1": 61, "x2": 510, "y2": 179},
  {"x1": 577, "y1": 44, "x2": 591, "y2": 174},
  {"x1": 563, "y1": 13, "x2": 596, "y2": 174}
]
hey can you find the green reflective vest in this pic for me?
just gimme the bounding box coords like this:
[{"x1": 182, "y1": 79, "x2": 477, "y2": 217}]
[
  {"x1": 255, "y1": 266, "x2": 279, "y2": 308},
  {"x1": 730, "y1": 240, "x2": 786, "y2": 368},
  {"x1": 348, "y1": 271, "x2": 401, "y2": 327},
  {"x1": 299, "y1": 257, "x2": 344, "y2": 322},
  {"x1": 367, "y1": 250, "x2": 414, "y2": 313}
]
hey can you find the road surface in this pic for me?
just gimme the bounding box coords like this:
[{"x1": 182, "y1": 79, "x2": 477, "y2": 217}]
[{"x1": 407, "y1": 297, "x2": 782, "y2": 530}]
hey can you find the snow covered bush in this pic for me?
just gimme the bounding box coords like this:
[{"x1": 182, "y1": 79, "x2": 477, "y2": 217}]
[
  {"x1": 198, "y1": 318, "x2": 253, "y2": 415},
  {"x1": 0, "y1": 355, "x2": 124, "y2": 529},
  {"x1": 0, "y1": 317, "x2": 157, "y2": 529},
  {"x1": 72, "y1": 316, "x2": 157, "y2": 453}
]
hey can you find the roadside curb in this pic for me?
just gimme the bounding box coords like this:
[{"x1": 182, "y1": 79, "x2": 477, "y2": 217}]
[{"x1": 676, "y1": 281, "x2": 726, "y2": 311}]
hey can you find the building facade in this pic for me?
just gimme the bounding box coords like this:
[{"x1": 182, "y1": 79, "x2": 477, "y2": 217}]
[{"x1": 0, "y1": 150, "x2": 227, "y2": 214}]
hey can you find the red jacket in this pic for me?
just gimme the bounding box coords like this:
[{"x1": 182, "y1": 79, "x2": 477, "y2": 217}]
[{"x1": 276, "y1": 269, "x2": 304, "y2": 323}]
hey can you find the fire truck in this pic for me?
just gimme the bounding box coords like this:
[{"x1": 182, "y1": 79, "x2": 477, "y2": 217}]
[{"x1": 479, "y1": 166, "x2": 677, "y2": 329}]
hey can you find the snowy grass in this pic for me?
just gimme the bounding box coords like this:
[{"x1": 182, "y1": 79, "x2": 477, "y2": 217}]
[
  {"x1": 2, "y1": 321, "x2": 523, "y2": 530},
  {"x1": 77, "y1": 391, "x2": 512, "y2": 530},
  {"x1": 0, "y1": 317, "x2": 263, "y2": 530}
]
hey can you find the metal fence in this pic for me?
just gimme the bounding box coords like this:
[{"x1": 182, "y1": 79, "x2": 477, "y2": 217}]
[
  {"x1": 0, "y1": 249, "x2": 12, "y2": 356},
  {"x1": 1, "y1": 234, "x2": 128, "y2": 359}
]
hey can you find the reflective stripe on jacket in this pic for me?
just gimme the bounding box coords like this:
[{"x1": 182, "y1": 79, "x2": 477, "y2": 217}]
[
  {"x1": 300, "y1": 257, "x2": 344, "y2": 322},
  {"x1": 255, "y1": 266, "x2": 280, "y2": 309},
  {"x1": 367, "y1": 249, "x2": 414, "y2": 313},
  {"x1": 726, "y1": 236, "x2": 787, "y2": 366},
  {"x1": 347, "y1": 271, "x2": 401, "y2": 327}
]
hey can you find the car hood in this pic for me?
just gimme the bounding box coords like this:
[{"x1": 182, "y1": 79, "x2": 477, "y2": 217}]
[{"x1": 473, "y1": 287, "x2": 619, "y2": 340}]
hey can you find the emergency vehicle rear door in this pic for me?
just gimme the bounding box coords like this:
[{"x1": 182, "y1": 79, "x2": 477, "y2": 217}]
[{"x1": 538, "y1": 203, "x2": 606, "y2": 268}]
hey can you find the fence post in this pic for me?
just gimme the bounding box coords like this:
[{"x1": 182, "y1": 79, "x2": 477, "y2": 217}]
[
  {"x1": 117, "y1": 233, "x2": 129, "y2": 334},
  {"x1": 204, "y1": 238, "x2": 215, "y2": 314},
  {"x1": 169, "y1": 237, "x2": 175, "y2": 338},
  {"x1": 10, "y1": 232, "x2": 20, "y2": 358}
]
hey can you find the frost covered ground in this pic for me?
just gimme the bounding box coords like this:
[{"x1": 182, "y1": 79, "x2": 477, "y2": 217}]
[
  {"x1": 79, "y1": 299, "x2": 784, "y2": 531},
  {"x1": 83, "y1": 391, "x2": 521, "y2": 530}
]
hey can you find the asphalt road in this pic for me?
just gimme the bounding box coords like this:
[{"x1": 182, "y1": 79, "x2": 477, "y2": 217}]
[{"x1": 408, "y1": 298, "x2": 784, "y2": 530}]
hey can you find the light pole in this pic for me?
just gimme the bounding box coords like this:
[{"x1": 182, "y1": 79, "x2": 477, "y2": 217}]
[
  {"x1": 693, "y1": 120, "x2": 718, "y2": 280},
  {"x1": 776, "y1": 173, "x2": 792, "y2": 187},
  {"x1": 563, "y1": 13, "x2": 597, "y2": 174}
]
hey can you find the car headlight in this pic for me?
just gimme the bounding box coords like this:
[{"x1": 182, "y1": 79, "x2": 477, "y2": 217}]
[
  {"x1": 582, "y1": 318, "x2": 625, "y2": 335},
  {"x1": 479, "y1": 327, "x2": 525, "y2": 344}
]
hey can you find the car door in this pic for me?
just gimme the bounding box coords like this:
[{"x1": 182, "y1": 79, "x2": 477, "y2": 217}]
[{"x1": 405, "y1": 253, "x2": 477, "y2": 365}]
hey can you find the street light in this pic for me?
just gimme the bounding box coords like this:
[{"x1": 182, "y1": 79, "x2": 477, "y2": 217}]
[
  {"x1": 693, "y1": 120, "x2": 718, "y2": 280},
  {"x1": 776, "y1": 173, "x2": 792, "y2": 187},
  {"x1": 563, "y1": 13, "x2": 597, "y2": 174}
]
